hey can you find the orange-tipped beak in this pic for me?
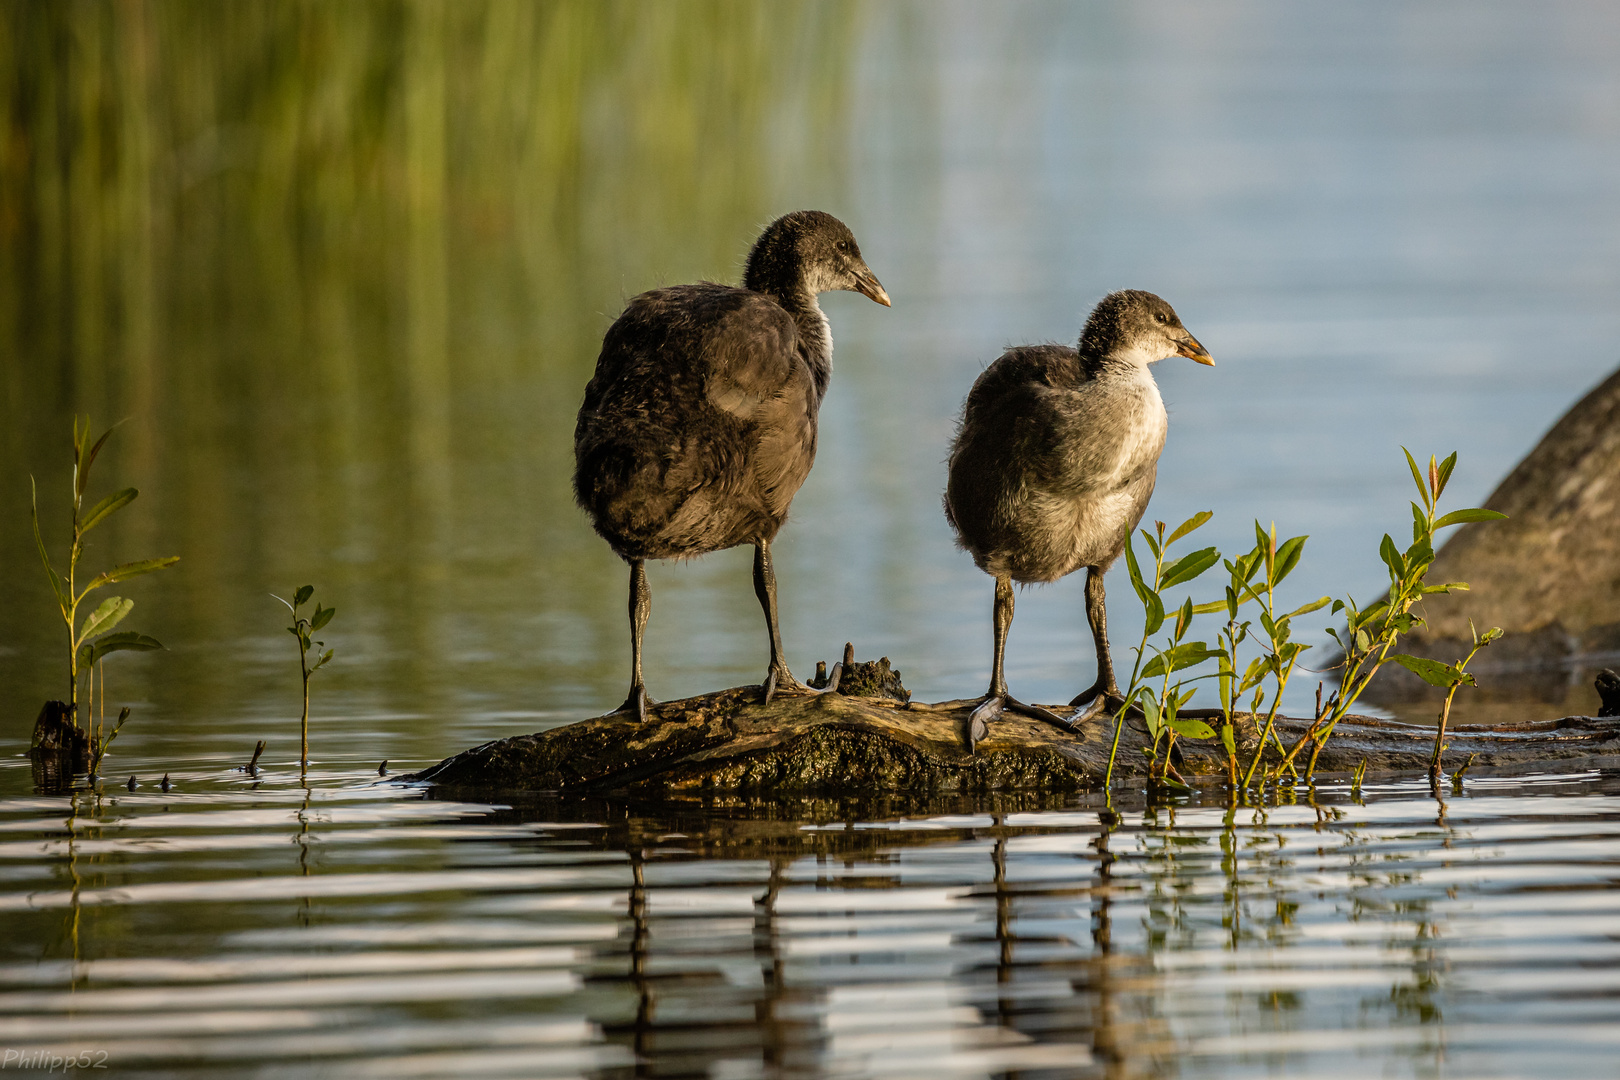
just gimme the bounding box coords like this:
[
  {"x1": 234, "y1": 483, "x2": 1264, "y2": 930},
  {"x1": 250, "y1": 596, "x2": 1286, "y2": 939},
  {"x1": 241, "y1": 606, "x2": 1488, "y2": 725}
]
[
  {"x1": 854, "y1": 268, "x2": 891, "y2": 307},
  {"x1": 1176, "y1": 335, "x2": 1213, "y2": 366}
]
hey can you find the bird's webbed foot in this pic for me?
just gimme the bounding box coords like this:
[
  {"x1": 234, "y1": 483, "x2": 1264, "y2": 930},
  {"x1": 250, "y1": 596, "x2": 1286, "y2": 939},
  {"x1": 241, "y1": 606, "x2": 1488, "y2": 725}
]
[
  {"x1": 965, "y1": 692, "x2": 1077, "y2": 751},
  {"x1": 1069, "y1": 681, "x2": 1129, "y2": 724},
  {"x1": 610, "y1": 684, "x2": 656, "y2": 724},
  {"x1": 762, "y1": 660, "x2": 843, "y2": 706}
]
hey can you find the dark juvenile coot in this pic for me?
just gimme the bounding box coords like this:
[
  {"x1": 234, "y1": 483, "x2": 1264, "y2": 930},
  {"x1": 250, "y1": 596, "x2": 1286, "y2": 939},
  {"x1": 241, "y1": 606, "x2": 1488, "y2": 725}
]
[
  {"x1": 574, "y1": 211, "x2": 889, "y2": 722},
  {"x1": 944, "y1": 290, "x2": 1212, "y2": 746}
]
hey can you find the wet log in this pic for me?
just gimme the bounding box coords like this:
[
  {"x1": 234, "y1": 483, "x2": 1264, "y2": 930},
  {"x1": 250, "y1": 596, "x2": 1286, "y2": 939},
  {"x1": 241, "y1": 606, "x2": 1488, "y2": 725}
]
[
  {"x1": 409, "y1": 679, "x2": 1620, "y2": 795},
  {"x1": 29, "y1": 700, "x2": 88, "y2": 794}
]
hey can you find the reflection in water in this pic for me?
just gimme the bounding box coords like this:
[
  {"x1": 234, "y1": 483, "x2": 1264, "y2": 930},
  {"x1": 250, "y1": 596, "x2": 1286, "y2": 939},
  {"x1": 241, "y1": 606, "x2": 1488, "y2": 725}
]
[{"x1": 6, "y1": 777, "x2": 1620, "y2": 1075}]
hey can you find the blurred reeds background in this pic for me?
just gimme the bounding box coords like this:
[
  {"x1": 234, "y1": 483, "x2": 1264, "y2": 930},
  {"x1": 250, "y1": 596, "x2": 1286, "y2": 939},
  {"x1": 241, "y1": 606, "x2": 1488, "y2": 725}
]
[{"x1": 0, "y1": 0, "x2": 859, "y2": 743}]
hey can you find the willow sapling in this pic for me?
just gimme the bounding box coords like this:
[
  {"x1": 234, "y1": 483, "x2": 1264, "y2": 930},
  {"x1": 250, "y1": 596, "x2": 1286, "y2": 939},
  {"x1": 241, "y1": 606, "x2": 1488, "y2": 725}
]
[
  {"x1": 1393, "y1": 619, "x2": 1502, "y2": 781},
  {"x1": 31, "y1": 417, "x2": 179, "y2": 725},
  {"x1": 1222, "y1": 522, "x2": 1330, "y2": 789},
  {"x1": 1106, "y1": 511, "x2": 1223, "y2": 789},
  {"x1": 1278, "y1": 450, "x2": 1505, "y2": 777},
  {"x1": 273, "y1": 586, "x2": 336, "y2": 772}
]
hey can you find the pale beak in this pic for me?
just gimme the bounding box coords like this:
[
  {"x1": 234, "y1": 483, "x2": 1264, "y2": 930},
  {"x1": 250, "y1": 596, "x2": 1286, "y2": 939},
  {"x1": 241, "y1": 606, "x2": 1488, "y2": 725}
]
[
  {"x1": 1176, "y1": 334, "x2": 1213, "y2": 366},
  {"x1": 853, "y1": 266, "x2": 891, "y2": 307}
]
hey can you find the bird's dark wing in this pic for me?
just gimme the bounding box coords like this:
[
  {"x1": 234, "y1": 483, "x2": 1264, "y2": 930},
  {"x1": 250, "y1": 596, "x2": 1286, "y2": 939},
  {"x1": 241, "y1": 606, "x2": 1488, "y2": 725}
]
[
  {"x1": 574, "y1": 285, "x2": 814, "y2": 556},
  {"x1": 696, "y1": 295, "x2": 818, "y2": 519}
]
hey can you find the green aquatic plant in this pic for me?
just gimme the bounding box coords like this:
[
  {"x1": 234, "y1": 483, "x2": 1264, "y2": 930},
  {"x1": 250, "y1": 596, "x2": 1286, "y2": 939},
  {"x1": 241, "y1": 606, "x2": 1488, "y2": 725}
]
[
  {"x1": 1104, "y1": 449, "x2": 1504, "y2": 794},
  {"x1": 1106, "y1": 511, "x2": 1222, "y2": 790},
  {"x1": 88, "y1": 706, "x2": 131, "y2": 779},
  {"x1": 274, "y1": 586, "x2": 335, "y2": 772},
  {"x1": 1221, "y1": 523, "x2": 1330, "y2": 789},
  {"x1": 1393, "y1": 619, "x2": 1502, "y2": 781},
  {"x1": 30, "y1": 418, "x2": 179, "y2": 722},
  {"x1": 1277, "y1": 450, "x2": 1506, "y2": 778}
]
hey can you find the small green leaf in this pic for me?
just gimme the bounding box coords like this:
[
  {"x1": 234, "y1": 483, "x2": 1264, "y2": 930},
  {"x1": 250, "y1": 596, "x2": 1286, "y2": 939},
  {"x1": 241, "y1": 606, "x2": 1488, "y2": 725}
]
[
  {"x1": 1143, "y1": 642, "x2": 1219, "y2": 678},
  {"x1": 81, "y1": 631, "x2": 164, "y2": 668},
  {"x1": 1379, "y1": 534, "x2": 1405, "y2": 578},
  {"x1": 311, "y1": 605, "x2": 335, "y2": 631},
  {"x1": 1354, "y1": 599, "x2": 1389, "y2": 629},
  {"x1": 1272, "y1": 535, "x2": 1307, "y2": 586},
  {"x1": 76, "y1": 422, "x2": 117, "y2": 499},
  {"x1": 312, "y1": 648, "x2": 335, "y2": 672},
  {"x1": 1238, "y1": 656, "x2": 1269, "y2": 692},
  {"x1": 1391, "y1": 653, "x2": 1460, "y2": 688},
  {"x1": 1433, "y1": 507, "x2": 1508, "y2": 529},
  {"x1": 1480, "y1": 626, "x2": 1504, "y2": 644},
  {"x1": 1354, "y1": 628, "x2": 1371, "y2": 653},
  {"x1": 1160, "y1": 546, "x2": 1220, "y2": 589},
  {"x1": 1403, "y1": 447, "x2": 1429, "y2": 508},
  {"x1": 1173, "y1": 596, "x2": 1194, "y2": 642},
  {"x1": 1220, "y1": 724, "x2": 1236, "y2": 755},
  {"x1": 1436, "y1": 452, "x2": 1458, "y2": 497},
  {"x1": 30, "y1": 478, "x2": 67, "y2": 609},
  {"x1": 79, "y1": 487, "x2": 138, "y2": 535},
  {"x1": 294, "y1": 585, "x2": 315, "y2": 607},
  {"x1": 1140, "y1": 691, "x2": 1162, "y2": 739},
  {"x1": 1191, "y1": 599, "x2": 1227, "y2": 616},
  {"x1": 1143, "y1": 589, "x2": 1166, "y2": 637},
  {"x1": 1167, "y1": 716, "x2": 1217, "y2": 740},
  {"x1": 1166, "y1": 510, "x2": 1214, "y2": 547},
  {"x1": 1126, "y1": 541, "x2": 1152, "y2": 603},
  {"x1": 75, "y1": 596, "x2": 133, "y2": 649},
  {"x1": 1287, "y1": 596, "x2": 1332, "y2": 619},
  {"x1": 82, "y1": 556, "x2": 181, "y2": 594}
]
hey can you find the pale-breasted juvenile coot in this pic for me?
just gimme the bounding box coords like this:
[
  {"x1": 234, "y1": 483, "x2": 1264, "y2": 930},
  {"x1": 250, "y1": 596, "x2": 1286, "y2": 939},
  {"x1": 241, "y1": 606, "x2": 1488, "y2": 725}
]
[
  {"x1": 574, "y1": 210, "x2": 890, "y2": 722},
  {"x1": 944, "y1": 289, "x2": 1212, "y2": 747}
]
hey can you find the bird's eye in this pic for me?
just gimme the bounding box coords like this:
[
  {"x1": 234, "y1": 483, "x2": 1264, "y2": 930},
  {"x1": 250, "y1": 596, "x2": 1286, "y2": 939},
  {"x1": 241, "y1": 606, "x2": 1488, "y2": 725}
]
[
  {"x1": 837, "y1": 240, "x2": 850, "y2": 253},
  {"x1": 1155, "y1": 312, "x2": 1167, "y2": 324}
]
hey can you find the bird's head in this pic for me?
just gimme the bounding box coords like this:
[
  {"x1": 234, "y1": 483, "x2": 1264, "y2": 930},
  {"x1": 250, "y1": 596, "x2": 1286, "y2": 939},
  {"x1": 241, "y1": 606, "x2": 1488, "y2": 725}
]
[
  {"x1": 1080, "y1": 289, "x2": 1212, "y2": 369},
  {"x1": 745, "y1": 210, "x2": 891, "y2": 307}
]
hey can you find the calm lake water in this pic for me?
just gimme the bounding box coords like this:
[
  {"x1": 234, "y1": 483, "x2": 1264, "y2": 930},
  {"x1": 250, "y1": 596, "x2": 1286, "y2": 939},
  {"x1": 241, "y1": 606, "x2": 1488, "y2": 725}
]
[
  {"x1": 4, "y1": 1, "x2": 1620, "y2": 1073},
  {"x1": 5, "y1": 771, "x2": 1620, "y2": 1077}
]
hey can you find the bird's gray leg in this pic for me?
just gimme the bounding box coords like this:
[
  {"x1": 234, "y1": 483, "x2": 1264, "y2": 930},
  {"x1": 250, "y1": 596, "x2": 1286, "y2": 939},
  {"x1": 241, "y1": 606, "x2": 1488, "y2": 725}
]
[
  {"x1": 755, "y1": 539, "x2": 803, "y2": 704},
  {"x1": 753, "y1": 539, "x2": 843, "y2": 706},
  {"x1": 613, "y1": 559, "x2": 655, "y2": 723},
  {"x1": 968, "y1": 575, "x2": 1073, "y2": 748},
  {"x1": 989, "y1": 574, "x2": 1013, "y2": 698},
  {"x1": 1069, "y1": 565, "x2": 1128, "y2": 721}
]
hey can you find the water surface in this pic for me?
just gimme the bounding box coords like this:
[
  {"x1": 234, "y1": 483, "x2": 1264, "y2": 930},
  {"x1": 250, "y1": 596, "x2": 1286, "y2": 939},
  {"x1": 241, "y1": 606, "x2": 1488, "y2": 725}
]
[{"x1": 3, "y1": 767, "x2": 1620, "y2": 1077}]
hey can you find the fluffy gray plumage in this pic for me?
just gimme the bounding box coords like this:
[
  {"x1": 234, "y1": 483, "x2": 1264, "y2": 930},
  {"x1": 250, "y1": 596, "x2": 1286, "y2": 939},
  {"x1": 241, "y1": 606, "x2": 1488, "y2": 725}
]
[
  {"x1": 944, "y1": 289, "x2": 1212, "y2": 737},
  {"x1": 946, "y1": 289, "x2": 1208, "y2": 583}
]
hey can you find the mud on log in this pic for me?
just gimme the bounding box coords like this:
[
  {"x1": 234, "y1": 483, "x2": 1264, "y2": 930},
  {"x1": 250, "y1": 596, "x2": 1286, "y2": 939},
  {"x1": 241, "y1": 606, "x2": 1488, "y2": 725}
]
[{"x1": 409, "y1": 677, "x2": 1620, "y2": 794}]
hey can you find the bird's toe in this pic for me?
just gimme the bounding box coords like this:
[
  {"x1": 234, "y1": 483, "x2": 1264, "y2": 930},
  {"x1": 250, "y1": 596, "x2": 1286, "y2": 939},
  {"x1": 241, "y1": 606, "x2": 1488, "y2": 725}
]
[
  {"x1": 611, "y1": 685, "x2": 654, "y2": 723},
  {"x1": 1004, "y1": 695, "x2": 1081, "y2": 734}
]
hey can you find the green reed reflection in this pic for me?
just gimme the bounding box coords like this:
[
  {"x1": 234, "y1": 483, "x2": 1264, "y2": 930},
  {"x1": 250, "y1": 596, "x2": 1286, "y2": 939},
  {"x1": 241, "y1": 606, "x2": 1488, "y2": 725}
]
[{"x1": 0, "y1": 0, "x2": 858, "y2": 734}]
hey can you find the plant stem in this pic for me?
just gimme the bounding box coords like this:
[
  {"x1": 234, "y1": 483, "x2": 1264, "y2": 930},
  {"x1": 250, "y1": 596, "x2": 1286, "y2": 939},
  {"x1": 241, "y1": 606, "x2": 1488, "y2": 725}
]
[
  {"x1": 300, "y1": 646, "x2": 311, "y2": 773},
  {"x1": 1430, "y1": 689, "x2": 1456, "y2": 781}
]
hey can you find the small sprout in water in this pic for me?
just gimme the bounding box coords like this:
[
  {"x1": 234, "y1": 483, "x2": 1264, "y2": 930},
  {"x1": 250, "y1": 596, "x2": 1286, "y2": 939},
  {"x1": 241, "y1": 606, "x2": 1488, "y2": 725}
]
[
  {"x1": 273, "y1": 586, "x2": 338, "y2": 775},
  {"x1": 31, "y1": 417, "x2": 179, "y2": 725}
]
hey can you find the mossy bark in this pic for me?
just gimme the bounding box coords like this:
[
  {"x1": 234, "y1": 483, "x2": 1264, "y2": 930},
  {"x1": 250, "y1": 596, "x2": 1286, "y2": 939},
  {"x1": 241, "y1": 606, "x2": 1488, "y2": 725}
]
[{"x1": 408, "y1": 684, "x2": 1620, "y2": 794}]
